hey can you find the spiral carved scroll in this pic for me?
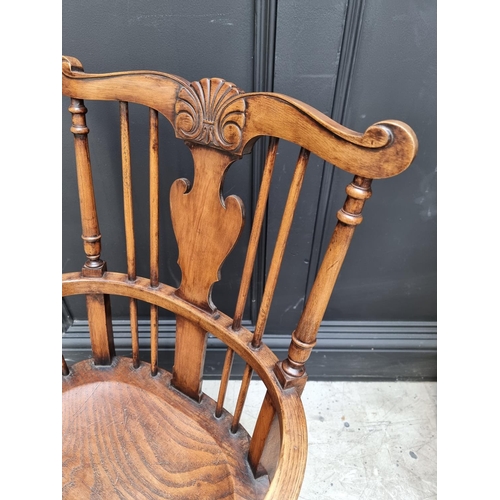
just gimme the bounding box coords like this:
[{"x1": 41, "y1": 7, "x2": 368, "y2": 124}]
[{"x1": 175, "y1": 78, "x2": 246, "y2": 152}]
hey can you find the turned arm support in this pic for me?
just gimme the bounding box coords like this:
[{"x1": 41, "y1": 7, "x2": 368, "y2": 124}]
[{"x1": 275, "y1": 175, "x2": 373, "y2": 391}]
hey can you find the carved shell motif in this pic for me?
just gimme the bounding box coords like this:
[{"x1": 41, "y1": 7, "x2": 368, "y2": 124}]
[{"x1": 175, "y1": 78, "x2": 246, "y2": 152}]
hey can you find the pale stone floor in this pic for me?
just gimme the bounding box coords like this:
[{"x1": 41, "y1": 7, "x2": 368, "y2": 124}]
[{"x1": 203, "y1": 380, "x2": 437, "y2": 500}]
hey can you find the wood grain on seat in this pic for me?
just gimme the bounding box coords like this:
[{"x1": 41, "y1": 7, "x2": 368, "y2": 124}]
[{"x1": 63, "y1": 358, "x2": 269, "y2": 499}]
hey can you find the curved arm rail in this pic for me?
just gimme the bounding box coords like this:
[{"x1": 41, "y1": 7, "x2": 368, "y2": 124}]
[{"x1": 63, "y1": 271, "x2": 307, "y2": 500}]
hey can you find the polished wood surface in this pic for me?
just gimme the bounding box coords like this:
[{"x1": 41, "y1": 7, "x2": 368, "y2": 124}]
[
  {"x1": 63, "y1": 358, "x2": 269, "y2": 499},
  {"x1": 62, "y1": 55, "x2": 418, "y2": 499}
]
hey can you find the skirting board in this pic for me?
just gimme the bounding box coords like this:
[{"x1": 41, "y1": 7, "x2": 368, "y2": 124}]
[{"x1": 63, "y1": 319, "x2": 436, "y2": 381}]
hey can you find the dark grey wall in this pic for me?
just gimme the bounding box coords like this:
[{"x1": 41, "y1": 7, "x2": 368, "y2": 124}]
[{"x1": 62, "y1": 0, "x2": 436, "y2": 380}]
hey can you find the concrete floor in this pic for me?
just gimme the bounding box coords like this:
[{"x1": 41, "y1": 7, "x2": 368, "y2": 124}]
[{"x1": 203, "y1": 379, "x2": 437, "y2": 500}]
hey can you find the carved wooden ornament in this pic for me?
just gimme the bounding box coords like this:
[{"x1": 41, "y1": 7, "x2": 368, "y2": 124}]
[{"x1": 175, "y1": 78, "x2": 246, "y2": 153}]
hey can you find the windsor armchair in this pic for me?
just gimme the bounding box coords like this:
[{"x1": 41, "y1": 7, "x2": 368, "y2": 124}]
[{"x1": 62, "y1": 55, "x2": 418, "y2": 499}]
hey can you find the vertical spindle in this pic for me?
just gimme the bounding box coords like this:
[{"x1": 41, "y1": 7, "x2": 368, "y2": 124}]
[
  {"x1": 149, "y1": 108, "x2": 160, "y2": 288},
  {"x1": 215, "y1": 348, "x2": 235, "y2": 418},
  {"x1": 150, "y1": 304, "x2": 159, "y2": 376},
  {"x1": 276, "y1": 175, "x2": 373, "y2": 388},
  {"x1": 120, "y1": 101, "x2": 140, "y2": 367},
  {"x1": 230, "y1": 364, "x2": 254, "y2": 433},
  {"x1": 252, "y1": 148, "x2": 310, "y2": 347},
  {"x1": 62, "y1": 355, "x2": 69, "y2": 376},
  {"x1": 233, "y1": 137, "x2": 279, "y2": 331},
  {"x1": 69, "y1": 98, "x2": 114, "y2": 365},
  {"x1": 149, "y1": 108, "x2": 160, "y2": 375}
]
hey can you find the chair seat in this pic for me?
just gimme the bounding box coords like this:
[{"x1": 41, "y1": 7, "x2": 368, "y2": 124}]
[{"x1": 62, "y1": 357, "x2": 270, "y2": 499}]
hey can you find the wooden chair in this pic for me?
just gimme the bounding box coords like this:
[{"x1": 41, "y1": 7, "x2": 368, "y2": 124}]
[{"x1": 62, "y1": 55, "x2": 418, "y2": 499}]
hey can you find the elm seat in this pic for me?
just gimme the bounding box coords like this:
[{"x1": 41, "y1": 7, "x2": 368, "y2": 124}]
[
  {"x1": 62, "y1": 55, "x2": 417, "y2": 499},
  {"x1": 63, "y1": 358, "x2": 270, "y2": 499}
]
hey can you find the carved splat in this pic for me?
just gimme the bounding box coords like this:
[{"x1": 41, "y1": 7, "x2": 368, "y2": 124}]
[
  {"x1": 170, "y1": 146, "x2": 245, "y2": 312},
  {"x1": 170, "y1": 145, "x2": 244, "y2": 400},
  {"x1": 175, "y1": 78, "x2": 246, "y2": 153}
]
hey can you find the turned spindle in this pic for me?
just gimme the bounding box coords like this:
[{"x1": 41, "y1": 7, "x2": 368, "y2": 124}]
[{"x1": 276, "y1": 175, "x2": 373, "y2": 389}]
